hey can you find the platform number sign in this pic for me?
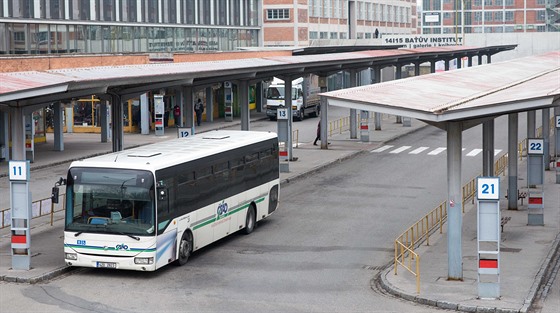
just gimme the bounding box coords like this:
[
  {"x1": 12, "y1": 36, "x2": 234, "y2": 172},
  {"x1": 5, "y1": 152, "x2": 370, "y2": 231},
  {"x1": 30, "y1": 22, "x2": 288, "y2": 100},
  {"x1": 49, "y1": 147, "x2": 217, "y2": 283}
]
[
  {"x1": 277, "y1": 108, "x2": 288, "y2": 120},
  {"x1": 9, "y1": 161, "x2": 30, "y2": 181},
  {"x1": 177, "y1": 127, "x2": 190, "y2": 138},
  {"x1": 477, "y1": 177, "x2": 500, "y2": 200},
  {"x1": 555, "y1": 115, "x2": 560, "y2": 128},
  {"x1": 527, "y1": 139, "x2": 544, "y2": 155}
]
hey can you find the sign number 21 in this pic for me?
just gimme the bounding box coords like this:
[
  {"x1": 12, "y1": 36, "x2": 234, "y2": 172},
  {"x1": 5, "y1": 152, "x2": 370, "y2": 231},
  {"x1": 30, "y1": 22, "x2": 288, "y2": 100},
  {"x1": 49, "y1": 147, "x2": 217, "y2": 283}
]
[{"x1": 477, "y1": 177, "x2": 499, "y2": 200}]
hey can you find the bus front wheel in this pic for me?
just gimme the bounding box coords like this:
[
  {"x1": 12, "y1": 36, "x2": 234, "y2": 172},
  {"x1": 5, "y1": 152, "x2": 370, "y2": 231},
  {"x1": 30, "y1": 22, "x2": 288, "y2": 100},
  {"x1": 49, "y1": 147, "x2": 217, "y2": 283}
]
[
  {"x1": 177, "y1": 231, "x2": 193, "y2": 266},
  {"x1": 244, "y1": 206, "x2": 256, "y2": 235}
]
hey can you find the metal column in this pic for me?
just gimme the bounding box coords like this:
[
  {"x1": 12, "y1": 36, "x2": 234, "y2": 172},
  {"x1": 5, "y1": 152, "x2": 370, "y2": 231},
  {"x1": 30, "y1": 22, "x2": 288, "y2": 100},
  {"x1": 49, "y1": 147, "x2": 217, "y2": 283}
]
[
  {"x1": 482, "y1": 120, "x2": 495, "y2": 176},
  {"x1": 543, "y1": 108, "x2": 550, "y2": 170},
  {"x1": 53, "y1": 102, "x2": 64, "y2": 151},
  {"x1": 100, "y1": 101, "x2": 108, "y2": 143},
  {"x1": 349, "y1": 69, "x2": 357, "y2": 139},
  {"x1": 319, "y1": 76, "x2": 328, "y2": 149},
  {"x1": 110, "y1": 93, "x2": 123, "y2": 152},
  {"x1": 183, "y1": 86, "x2": 194, "y2": 133},
  {"x1": 140, "y1": 93, "x2": 150, "y2": 135},
  {"x1": 373, "y1": 67, "x2": 382, "y2": 131},
  {"x1": 395, "y1": 64, "x2": 402, "y2": 124},
  {"x1": 239, "y1": 80, "x2": 250, "y2": 131},
  {"x1": 10, "y1": 106, "x2": 26, "y2": 160},
  {"x1": 447, "y1": 121, "x2": 463, "y2": 280},
  {"x1": 206, "y1": 87, "x2": 214, "y2": 122},
  {"x1": 508, "y1": 113, "x2": 519, "y2": 210},
  {"x1": 528, "y1": 110, "x2": 536, "y2": 138}
]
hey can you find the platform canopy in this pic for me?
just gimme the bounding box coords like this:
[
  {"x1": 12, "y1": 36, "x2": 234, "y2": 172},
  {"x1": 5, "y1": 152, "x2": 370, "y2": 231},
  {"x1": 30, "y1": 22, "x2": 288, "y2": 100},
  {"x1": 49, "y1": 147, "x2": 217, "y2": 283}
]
[{"x1": 321, "y1": 51, "x2": 560, "y2": 127}]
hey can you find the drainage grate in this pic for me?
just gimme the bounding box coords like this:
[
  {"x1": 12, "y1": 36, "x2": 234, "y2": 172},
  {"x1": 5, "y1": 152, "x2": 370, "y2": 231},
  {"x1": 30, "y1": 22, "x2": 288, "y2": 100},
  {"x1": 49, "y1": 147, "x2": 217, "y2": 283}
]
[
  {"x1": 501, "y1": 247, "x2": 522, "y2": 253},
  {"x1": 362, "y1": 265, "x2": 383, "y2": 271}
]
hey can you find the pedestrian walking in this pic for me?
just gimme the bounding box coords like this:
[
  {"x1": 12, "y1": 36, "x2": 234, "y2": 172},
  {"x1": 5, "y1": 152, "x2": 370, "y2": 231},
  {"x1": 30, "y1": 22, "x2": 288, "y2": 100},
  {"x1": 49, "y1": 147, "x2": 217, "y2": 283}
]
[
  {"x1": 194, "y1": 98, "x2": 204, "y2": 126},
  {"x1": 313, "y1": 120, "x2": 321, "y2": 146},
  {"x1": 173, "y1": 104, "x2": 181, "y2": 127}
]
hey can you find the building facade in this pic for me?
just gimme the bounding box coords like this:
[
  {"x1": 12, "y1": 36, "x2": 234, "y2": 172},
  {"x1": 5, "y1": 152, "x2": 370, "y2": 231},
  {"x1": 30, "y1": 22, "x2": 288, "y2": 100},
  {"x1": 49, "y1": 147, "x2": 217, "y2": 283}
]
[
  {"x1": 262, "y1": 0, "x2": 418, "y2": 47},
  {"x1": 0, "y1": 0, "x2": 261, "y2": 55},
  {"x1": 420, "y1": 0, "x2": 560, "y2": 34}
]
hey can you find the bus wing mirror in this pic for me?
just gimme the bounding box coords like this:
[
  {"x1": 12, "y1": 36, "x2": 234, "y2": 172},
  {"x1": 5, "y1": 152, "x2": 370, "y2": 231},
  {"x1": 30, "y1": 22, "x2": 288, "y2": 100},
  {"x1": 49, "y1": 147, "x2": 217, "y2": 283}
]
[
  {"x1": 51, "y1": 177, "x2": 66, "y2": 204},
  {"x1": 51, "y1": 186, "x2": 59, "y2": 204}
]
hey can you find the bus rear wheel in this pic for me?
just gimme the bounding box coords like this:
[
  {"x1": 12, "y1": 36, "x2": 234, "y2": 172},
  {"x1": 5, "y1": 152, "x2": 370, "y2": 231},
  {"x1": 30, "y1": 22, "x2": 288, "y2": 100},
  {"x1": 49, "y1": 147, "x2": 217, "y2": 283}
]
[
  {"x1": 244, "y1": 205, "x2": 256, "y2": 235},
  {"x1": 177, "y1": 231, "x2": 193, "y2": 266}
]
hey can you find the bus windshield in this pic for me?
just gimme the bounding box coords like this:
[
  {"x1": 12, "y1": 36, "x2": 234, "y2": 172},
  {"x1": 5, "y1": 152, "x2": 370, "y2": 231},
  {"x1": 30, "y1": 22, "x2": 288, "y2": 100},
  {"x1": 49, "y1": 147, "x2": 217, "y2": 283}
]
[{"x1": 64, "y1": 168, "x2": 155, "y2": 236}]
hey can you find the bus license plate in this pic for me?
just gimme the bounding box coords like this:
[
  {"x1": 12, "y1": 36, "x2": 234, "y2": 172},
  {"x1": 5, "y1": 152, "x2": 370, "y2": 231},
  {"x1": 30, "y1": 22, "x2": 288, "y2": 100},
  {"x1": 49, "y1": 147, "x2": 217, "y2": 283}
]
[{"x1": 97, "y1": 262, "x2": 117, "y2": 269}]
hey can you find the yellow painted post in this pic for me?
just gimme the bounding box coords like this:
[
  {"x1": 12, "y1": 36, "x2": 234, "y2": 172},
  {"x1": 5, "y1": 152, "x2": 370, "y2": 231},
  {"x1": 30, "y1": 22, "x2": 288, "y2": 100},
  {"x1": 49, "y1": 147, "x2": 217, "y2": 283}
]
[{"x1": 416, "y1": 254, "x2": 421, "y2": 294}]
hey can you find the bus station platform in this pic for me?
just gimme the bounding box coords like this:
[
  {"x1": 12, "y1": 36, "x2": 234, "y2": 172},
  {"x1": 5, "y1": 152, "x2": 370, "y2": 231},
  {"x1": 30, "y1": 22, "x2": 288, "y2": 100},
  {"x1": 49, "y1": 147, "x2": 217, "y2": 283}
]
[{"x1": 0, "y1": 112, "x2": 559, "y2": 313}]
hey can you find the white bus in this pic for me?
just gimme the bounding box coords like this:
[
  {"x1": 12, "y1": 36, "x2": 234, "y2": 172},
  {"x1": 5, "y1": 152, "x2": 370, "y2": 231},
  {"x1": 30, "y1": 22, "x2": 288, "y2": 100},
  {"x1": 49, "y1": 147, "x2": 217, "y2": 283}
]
[{"x1": 61, "y1": 130, "x2": 279, "y2": 271}]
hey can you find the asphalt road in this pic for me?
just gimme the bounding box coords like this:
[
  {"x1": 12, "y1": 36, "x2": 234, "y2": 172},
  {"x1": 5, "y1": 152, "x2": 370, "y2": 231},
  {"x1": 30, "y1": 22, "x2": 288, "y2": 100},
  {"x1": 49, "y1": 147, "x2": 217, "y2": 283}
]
[{"x1": 2, "y1": 111, "x2": 558, "y2": 313}]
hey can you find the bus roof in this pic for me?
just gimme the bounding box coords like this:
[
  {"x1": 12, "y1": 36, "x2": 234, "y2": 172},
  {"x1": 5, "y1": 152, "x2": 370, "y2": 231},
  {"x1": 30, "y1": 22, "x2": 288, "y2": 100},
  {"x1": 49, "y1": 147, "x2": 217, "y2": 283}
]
[{"x1": 69, "y1": 130, "x2": 277, "y2": 172}]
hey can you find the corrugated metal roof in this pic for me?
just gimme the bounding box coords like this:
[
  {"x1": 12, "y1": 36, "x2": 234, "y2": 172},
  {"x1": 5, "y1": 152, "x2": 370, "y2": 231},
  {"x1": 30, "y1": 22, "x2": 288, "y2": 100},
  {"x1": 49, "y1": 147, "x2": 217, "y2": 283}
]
[
  {"x1": 322, "y1": 51, "x2": 560, "y2": 123},
  {"x1": 0, "y1": 45, "x2": 516, "y2": 105}
]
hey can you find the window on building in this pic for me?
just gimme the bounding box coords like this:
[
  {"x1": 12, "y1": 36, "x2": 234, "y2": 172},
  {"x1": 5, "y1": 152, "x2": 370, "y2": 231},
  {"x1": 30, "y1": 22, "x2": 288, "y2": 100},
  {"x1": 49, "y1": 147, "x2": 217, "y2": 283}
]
[
  {"x1": 339, "y1": 32, "x2": 347, "y2": 39},
  {"x1": 484, "y1": 0, "x2": 493, "y2": 5},
  {"x1": 146, "y1": 0, "x2": 158, "y2": 23},
  {"x1": 319, "y1": 31, "x2": 328, "y2": 39},
  {"x1": 474, "y1": 11, "x2": 482, "y2": 22},
  {"x1": 473, "y1": 0, "x2": 482, "y2": 6},
  {"x1": 444, "y1": 12, "x2": 451, "y2": 19},
  {"x1": 494, "y1": 11, "x2": 503, "y2": 21},
  {"x1": 495, "y1": 0, "x2": 503, "y2": 6},
  {"x1": 505, "y1": 11, "x2": 513, "y2": 21},
  {"x1": 484, "y1": 11, "x2": 492, "y2": 21},
  {"x1": 504, "y1": 26, "x2": 514, "y2": 32},
  {"x1": 309, "y1": 31, "x2": 318, "y2": 39},
  {"x1": 536, "y1": 10, "x2": 545, "y2": 22},
  {"x1": 505, "y1": 0, "x2": 514, "y2": 6},
  {"x1": 267, "y1": 9, "x2": 290, "y2": 20},
  {"x1": 325, "y1": 0, "x2": 331, "y2": 18},
  {"x1": 537, "y1": 0, "x2": 546, "y2": 5},
  {"x1": 365, "y1": 33, "x2": 371, "y2": 39},
  {"x1": 330, "y1": 32, "x2": 338, "y2": 39},
  {"x1": 102, "y1": 0, "x2": 115, "y2": 21}
]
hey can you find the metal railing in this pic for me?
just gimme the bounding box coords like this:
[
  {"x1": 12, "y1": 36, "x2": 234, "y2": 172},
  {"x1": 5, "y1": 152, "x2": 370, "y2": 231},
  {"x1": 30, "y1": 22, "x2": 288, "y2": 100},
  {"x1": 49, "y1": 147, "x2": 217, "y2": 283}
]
[
  {"x1": 394, "y1": 152, "x2": 510, "y2": 293},
  {"x1": 1, "y1": 194, "x2": 66, "y2": 229},
  {"x1": 394, "y1": 201, "x2": 447, "y2": 294}
]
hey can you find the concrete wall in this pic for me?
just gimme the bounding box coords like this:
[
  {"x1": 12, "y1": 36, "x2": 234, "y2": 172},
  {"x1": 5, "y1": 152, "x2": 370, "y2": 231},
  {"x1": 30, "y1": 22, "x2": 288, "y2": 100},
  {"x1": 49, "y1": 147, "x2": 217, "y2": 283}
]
[
  {"x1": 0, "y1": 50, "x2": 293, "y2": 73},
  {"x1": 464, "y1": 33, "x2": 560, "y2": 63}
]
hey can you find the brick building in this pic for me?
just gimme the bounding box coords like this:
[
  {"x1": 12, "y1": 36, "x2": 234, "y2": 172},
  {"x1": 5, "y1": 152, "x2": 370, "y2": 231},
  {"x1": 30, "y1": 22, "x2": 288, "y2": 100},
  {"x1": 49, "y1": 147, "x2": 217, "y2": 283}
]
[
  {"x1": 420, "y1": 0, "x2": 560, "y2": 34},
  {"x1": 263, "y1": 0, "x2": 418, "y2": 47}
]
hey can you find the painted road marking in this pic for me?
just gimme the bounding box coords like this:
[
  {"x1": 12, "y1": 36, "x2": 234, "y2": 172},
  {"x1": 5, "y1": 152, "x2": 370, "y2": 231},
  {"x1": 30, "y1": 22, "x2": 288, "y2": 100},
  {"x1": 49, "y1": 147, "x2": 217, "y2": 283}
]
[
  {"x1": 371, "y1": 145, "x2": 394, "y2": 153},
  {"x1": 390, "y1": 146, "x2": 412, "y2": 154},
  {"x1": 428, "y1": 147, "x2": 447, "y2": 155}
]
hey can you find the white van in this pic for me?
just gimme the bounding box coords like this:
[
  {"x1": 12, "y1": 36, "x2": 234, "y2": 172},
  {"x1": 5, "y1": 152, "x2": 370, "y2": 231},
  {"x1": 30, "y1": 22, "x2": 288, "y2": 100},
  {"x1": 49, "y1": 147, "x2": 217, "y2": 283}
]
[{"x1": 265, "y1": 75, "x2": 320, "y2": 121}]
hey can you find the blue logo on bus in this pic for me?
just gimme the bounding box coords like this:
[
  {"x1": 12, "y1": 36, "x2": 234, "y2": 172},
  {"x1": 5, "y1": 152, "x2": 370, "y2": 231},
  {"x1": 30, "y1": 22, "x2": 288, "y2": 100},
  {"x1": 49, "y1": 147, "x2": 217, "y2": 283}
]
[
  {"x1": 217, "y1": 201, "x2": 228, "y2": 219},
  {"x1": 115, "y1": 244, "x2": 129, "y2": 251},
  {"x1": 77, "y1": 240, "x2": 86, "y2": 246}
]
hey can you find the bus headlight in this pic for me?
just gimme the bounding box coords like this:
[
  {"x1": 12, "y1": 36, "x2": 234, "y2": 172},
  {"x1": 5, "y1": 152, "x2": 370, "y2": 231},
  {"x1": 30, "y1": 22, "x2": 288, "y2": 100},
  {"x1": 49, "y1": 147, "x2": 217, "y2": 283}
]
[
  {"x1": 134, "y1": 257, "x2": 154, "y2": 265},
  {"x1": 65, "y1": 253, "x2": 77, "y2": 260}
]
